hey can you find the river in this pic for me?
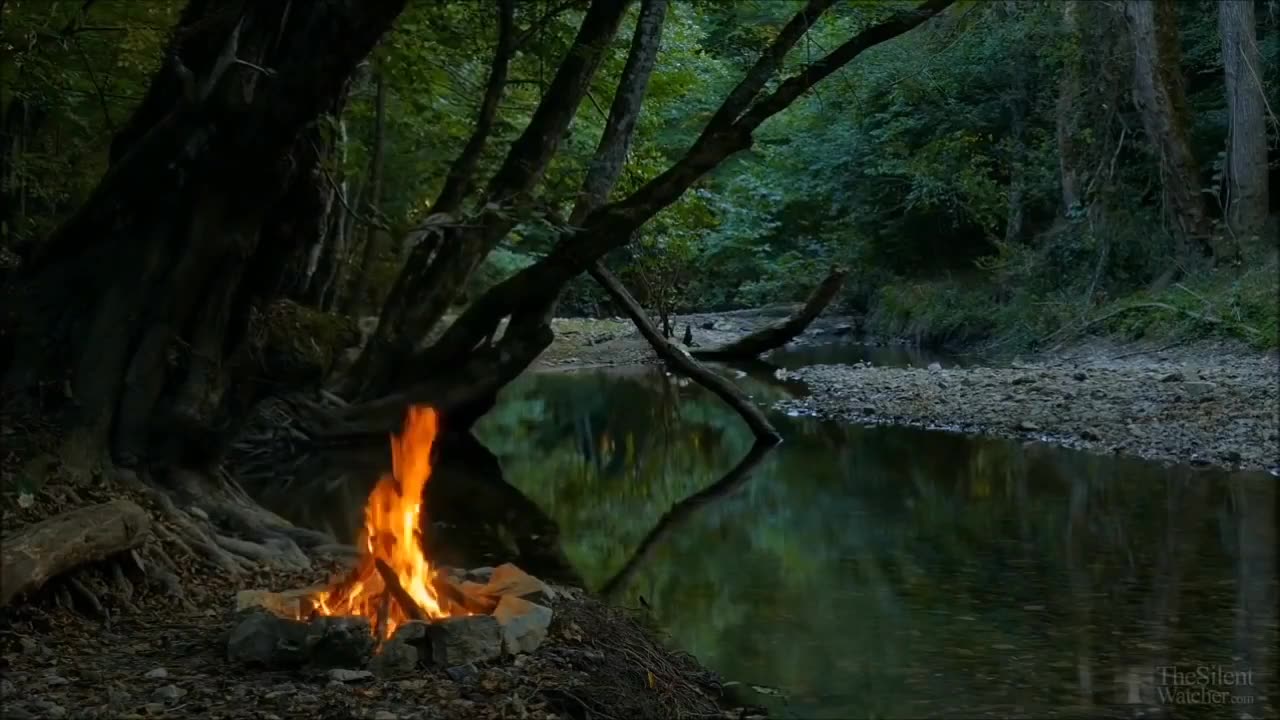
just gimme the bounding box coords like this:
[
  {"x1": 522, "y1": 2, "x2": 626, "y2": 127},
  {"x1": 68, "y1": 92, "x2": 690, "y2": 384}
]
[{"x1": 472, "y1": 344, "x2": 1277, "y2": 718}]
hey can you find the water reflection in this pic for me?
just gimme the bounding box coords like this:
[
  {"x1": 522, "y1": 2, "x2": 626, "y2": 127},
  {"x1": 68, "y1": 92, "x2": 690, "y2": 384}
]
[{"x1": 475, "y1": 365, "x2": 1277, "y2": 719}]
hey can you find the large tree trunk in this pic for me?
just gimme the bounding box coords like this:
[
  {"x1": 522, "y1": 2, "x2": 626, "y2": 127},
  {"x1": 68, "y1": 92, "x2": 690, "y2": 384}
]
[
  {"x1": 1, "y1": 0, "x2": 406, "y2": 466},
  {"x1": 1123, "y1": 0, "x2": 1214, "y2": 259},
  {"x1": 692, "y1": 268, "x2": 848, "y2": 360},
  {"x1": 1219, "y1": 0, "x2": 1269, "y2": 252}
]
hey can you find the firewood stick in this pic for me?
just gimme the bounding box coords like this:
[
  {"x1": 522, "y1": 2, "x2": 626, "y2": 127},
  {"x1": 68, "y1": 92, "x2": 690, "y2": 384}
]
[
  {"x1": 374, "y1": 592, "x2": 391, "y2": 640},
  {"x1": 374, "y1": 559, "x2": 426, "y2": 621},
  {"x1": 430, "y1": 574, "x2": 497, "y2": 615}
]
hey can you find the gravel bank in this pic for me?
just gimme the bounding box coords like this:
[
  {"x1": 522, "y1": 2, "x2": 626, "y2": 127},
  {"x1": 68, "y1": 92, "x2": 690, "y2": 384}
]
[{"x1": 779, "y1": 349, "x2": 1279, "y2": 473}]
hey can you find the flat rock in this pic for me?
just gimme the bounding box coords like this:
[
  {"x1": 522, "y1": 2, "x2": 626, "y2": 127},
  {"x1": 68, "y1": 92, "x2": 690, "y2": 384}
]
[
  {"x1": 424, "y1": 615, "x2": 502, "y2": 666},
  {"x1": 479, "y1": 564, "x2": 556, "y2": 604},
  {"x1": 304, "y1": 616, "x2": 376, "y2": 669},
  {"x1": 370, "y1": 621, "x2": 428, "y2": 677},
  {"x1": 234, "y1": 585, "x2": 326, "y2": 618},
  {"x1": 154, "y1": 685, "x2": 186, "y2": 702},
  {"x1": 226, "y1": 610, "x2": 310, "y2": 668},
  {"x1": 143, "y1": 668, "x2": 168, "y2": 680},
  {"x1": 493, "y1": 595, "x2": 553, "y2": 655},
  {"x1": 327, "y1": 669, "x2": 374, "y2": 683}
]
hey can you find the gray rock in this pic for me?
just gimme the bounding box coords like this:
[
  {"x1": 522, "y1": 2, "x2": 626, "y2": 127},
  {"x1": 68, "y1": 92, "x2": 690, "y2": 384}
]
[
  {"x1": 226, "y1": 610, "x2": 310, "y2": 668},
  {"x1": 374, "y1": 712, "x2": 399, "y2": 720},
  {"x1": 305, "y1": 616, "x2": 376, "y2": 669},
  {"x1": 424, "y1": 615, "x2": 502, "y2": 666},
  {"x1": 699, "y1": 320, "x2": 716, "y2": 330},
  {"x1": 370, "y1": 622, "x2": 428, "y2": 677},
  {"x1": 327, "y1": 669, "x2": 374, "y2": 683},
  {"x1": 1010, "y1": 375, "x2": 1036, "y2": 386},
  {"x1": 0, "y1": 679, "x2": 15, "y2": 697},
  {"x1": 832, "y1": 324, "x2": 854, "y2": 336},
  {"x1": 1072, "y1": 371, "x2": 1088, "y2": 381},
  {"x1": 370, "y1": 640, "x2": 420, "y2": 677},
  {"x1": 143, "y1": 668, "x2": 168, "y2": 680},
  {"x1": 154, "y1": 685, "x2": 186, "y2": 702},
  {"x1": 4, "y1": 704, "x2": 35, "y2": 720},
  {"x1": 493, "y1": 595, "x2": 553, "y2": 655},
  {"x1": 1080, "y1": 428, "x2": 1102, "y2": 441},
  {"x1": 445, "y1": 664, "x2": 478, "y2": 683},
  {"x1": 1160, "y1": 371, "x2": 1184, "y2": 383},
  {"x1": 712, "y1": 320, "x2": 735, "y2": 332},
  {"x1": 1016, "y1": 420, "x2": 1039, "y2": 432},
  {"x1": 43, "y1": 674, "x2": 68, "y2": 686},
  {"x1": 1183, "y1": 381, "x2": 1215, "y2": 400},
  {"x1": 31, "y1": 701, "x2": 64, "y2": 719},
  {"x1": 107, "y1": 688, "x2": 131, "y2": 706},
  {"x1": 927, "y1": 362, "x2": 942, "y2": 371}
]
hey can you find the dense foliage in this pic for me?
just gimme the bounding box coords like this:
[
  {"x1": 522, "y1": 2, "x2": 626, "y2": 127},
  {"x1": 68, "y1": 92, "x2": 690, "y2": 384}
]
[{"x1": 4, "y1": 0, "x2": 1277, "y2": 351}]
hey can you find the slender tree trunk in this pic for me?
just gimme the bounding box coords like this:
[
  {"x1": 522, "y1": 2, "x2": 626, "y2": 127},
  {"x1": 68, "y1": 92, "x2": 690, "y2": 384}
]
[
  {"x1": 1, "y1": 0, "x2": 407, "y2": 466},
  {"x1": 1005, "y1": 59, "x2": 1028, "y2": 244},
  {"x1": 1123, "y1": 0, "x2": 1215, "y2": 259},
  {"x1": 1056, "y1": 2, "x2": 1084, "y2": 214},
  {"x1": 1219, "y1": 0, "x2": 1269, "y2": 253},
  {"x1": 346, "y1": 68, "x2": 388, "y2": 316}
]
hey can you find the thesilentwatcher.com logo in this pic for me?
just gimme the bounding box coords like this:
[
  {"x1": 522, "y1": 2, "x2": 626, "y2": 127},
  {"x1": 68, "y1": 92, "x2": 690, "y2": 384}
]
[{"x1": 1155, "y1": 665, "x2": 1256, "y2": 706}]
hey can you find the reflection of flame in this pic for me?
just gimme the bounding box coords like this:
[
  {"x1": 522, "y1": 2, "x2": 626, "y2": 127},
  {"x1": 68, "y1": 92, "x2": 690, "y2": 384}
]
[{"x1": 312, "y1": 406, "x2": 459, "y2": 638}]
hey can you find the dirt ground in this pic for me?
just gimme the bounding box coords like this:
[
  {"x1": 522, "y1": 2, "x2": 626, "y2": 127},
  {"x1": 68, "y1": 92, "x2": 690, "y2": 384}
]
[{"x1": 0, "y1": 439, "x2": 757, "y2": 720}]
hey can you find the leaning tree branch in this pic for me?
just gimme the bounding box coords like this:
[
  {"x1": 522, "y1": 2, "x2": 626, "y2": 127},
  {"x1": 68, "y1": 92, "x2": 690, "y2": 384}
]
[
  {"x1": 592, "y1": 262, "x2": 781, "y2": 442},
  {"x1": 692, "y1": 268, "x2": 848, "y2": 360},
  {"x1": 433, "y1": 0, "x2": 516, "y2": 215}
]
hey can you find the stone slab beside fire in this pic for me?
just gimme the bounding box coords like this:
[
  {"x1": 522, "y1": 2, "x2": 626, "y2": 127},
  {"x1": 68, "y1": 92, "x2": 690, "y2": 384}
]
[{"x1": 227, "y1": 563, "x2": 556, "y2": 677}]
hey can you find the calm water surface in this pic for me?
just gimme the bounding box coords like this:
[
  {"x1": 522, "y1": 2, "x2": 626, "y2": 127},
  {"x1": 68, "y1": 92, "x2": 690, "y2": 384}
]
[{"x1": 473, "y1": 354, "x2": 1277, "y2": 719}]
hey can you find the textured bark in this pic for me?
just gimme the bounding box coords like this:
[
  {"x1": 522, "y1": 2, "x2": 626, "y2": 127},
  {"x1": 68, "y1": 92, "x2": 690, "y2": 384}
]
[
  {"x1": 1, "y1": 0, "x2": 406, "y2": 464},
  {"x1": 346, "y1": 68, "x2": 388, "y2": 315},
  {"x1": 692, "y1": 269, "x2": 848, "y2": 360},
  {"x1": 1056, "y1": 2, "x2": 1084, "y2": 213},
  {"x1": 1, "y1": 500, "x2": 150, "y2": 607},
  {"x1": 1124, "y1": 0, "x2": 1214, "y2": 257},
  {"x1": 1219, "y1": 0, "x2": 1269, "y2": 248},
  {"x1": 350, "y1": 0, "x2": 630, "y2": 400},
  {"x1": 433, "y1": 0, "x2": 516, "y2": 216}
]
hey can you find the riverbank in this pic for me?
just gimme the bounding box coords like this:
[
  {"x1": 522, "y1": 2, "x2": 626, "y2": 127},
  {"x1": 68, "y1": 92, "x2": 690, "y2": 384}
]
[
  {"x1": 0, "y1": 446, "x2": 749, "y2": 720},
  {"x1": 776, "y1": 340, "x2": 1278, "y2": 473}
]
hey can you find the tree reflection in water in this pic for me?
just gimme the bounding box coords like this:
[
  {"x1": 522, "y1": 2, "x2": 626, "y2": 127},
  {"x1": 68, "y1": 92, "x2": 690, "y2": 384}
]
[{"x1": 476, "y1": 365, "x2": 1277, "y2": 719}]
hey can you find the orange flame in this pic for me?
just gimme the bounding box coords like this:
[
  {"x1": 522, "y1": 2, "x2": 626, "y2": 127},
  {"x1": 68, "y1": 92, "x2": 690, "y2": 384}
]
[{"x1": 312, "y1": 406, "x2": 457, "y2": 637}]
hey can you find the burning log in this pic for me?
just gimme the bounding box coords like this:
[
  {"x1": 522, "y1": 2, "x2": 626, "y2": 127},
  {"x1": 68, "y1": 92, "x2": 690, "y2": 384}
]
[{"x1": 375, "y1": 558, "x2": 427, "y2": 621}]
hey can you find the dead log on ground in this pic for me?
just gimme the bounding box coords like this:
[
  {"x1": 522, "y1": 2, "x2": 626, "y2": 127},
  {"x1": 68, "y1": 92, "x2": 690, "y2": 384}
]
[
  {"x1": 1, "y1": 499, "x2": 151, "y2": 607},
  {"x1": 692, "y1": 268, "x2": 848, "y2": 360},
  {"x1": 591, "y1": 261, "x2": 781, "y2": 443}
]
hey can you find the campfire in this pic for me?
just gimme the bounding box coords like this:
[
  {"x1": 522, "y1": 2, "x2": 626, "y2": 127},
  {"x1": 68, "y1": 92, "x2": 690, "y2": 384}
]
[
  {"x1": 228, "y1": 405, "x2": 557, "y2": 673},
  {"x1": 311, "y1": 405, "x2": 460, "y2": 638}
]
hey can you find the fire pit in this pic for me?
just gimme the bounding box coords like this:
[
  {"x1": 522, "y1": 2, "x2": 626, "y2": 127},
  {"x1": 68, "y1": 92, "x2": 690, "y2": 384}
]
[{"x1": 226, "y1": 407, "x2": 556, "y2": 676}]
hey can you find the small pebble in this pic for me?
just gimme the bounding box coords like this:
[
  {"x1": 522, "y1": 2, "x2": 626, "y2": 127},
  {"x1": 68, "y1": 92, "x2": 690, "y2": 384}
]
[
  {"x1": 154, "y1": 684, "x2": 187, "y2": 702},
  {"x1": 144, "y1": 668, "x2": 168, "y2": 680},
  {"x1": 327, "y1": 669, "x2": 373, "y2": 683}
]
